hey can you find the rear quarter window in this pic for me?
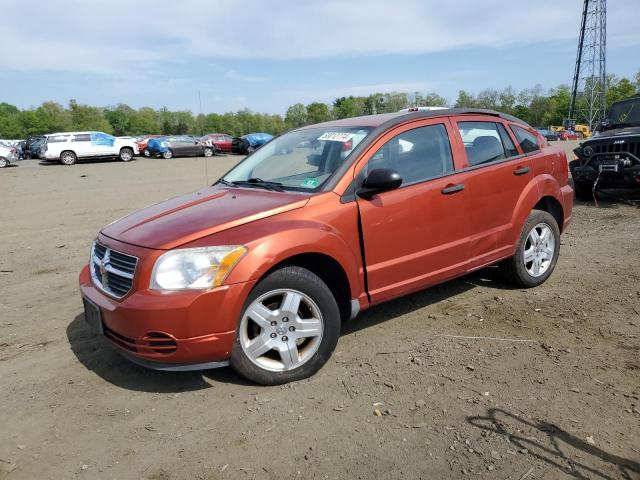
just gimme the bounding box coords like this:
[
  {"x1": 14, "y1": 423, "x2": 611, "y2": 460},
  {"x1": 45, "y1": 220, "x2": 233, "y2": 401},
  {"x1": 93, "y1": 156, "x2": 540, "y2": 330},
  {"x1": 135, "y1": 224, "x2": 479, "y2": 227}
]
[{"x1": 510, "y1": 125, "x2": 540, "y2": 154}]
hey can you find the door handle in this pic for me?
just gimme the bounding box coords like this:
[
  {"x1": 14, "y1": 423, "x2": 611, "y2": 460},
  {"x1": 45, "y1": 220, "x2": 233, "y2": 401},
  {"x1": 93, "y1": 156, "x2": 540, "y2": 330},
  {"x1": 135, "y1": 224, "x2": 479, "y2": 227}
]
[
  {"x1": 441, "y1": 183, "x2": 465, "y2": 195},
  {"x1": 513, "y1": 166, "x2": 530, "y2": 176}
]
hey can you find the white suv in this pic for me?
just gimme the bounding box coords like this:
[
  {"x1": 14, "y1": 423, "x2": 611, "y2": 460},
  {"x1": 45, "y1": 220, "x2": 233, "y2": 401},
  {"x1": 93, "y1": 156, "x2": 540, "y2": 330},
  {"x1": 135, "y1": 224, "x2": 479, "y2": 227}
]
[{"x1": 41, "y1": 132, "x2": 139, "y2": 165}]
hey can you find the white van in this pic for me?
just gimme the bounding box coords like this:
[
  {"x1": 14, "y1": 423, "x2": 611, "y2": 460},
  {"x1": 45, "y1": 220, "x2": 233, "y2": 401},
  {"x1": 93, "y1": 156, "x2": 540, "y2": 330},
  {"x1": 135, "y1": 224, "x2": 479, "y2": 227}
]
[{"x1": 41, "y1": 132, "x2": 139, "y2": 165}]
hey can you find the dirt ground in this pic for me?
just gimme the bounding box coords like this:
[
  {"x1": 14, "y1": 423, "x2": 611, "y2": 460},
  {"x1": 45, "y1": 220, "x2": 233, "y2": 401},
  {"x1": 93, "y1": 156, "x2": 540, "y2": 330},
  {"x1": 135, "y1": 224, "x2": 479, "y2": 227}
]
[{"x1": 1, "y1": 143, "x2": 638, "y2": 480}]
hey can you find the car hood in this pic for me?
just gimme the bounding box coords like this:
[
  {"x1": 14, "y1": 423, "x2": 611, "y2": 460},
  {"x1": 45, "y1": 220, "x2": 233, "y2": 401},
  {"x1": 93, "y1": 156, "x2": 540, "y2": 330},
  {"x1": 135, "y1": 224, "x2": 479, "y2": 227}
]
[
  {"x1": 101, "y1": 186, "x2": 310, "y2": 250},
  {"x1": 590, "y1": 125, "x2": 640, "y2": 140}
]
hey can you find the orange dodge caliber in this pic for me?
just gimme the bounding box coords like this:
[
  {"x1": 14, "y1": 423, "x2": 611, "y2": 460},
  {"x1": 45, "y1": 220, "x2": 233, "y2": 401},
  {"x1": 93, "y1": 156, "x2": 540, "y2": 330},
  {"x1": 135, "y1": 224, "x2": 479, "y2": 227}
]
[{"x1": 79, "y1": 109, "x2": 573, "y2": 384}]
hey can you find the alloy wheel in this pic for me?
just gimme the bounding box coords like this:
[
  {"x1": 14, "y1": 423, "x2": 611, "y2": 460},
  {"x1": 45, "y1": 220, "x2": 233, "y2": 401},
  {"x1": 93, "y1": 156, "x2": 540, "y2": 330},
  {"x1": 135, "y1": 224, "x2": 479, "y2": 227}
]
[
  {"x1": 523, "y1": 222, "x2": 555, "y2": 277},
  {"x1": 239, "y1": 289, "x2": 324, "y2": 372}
]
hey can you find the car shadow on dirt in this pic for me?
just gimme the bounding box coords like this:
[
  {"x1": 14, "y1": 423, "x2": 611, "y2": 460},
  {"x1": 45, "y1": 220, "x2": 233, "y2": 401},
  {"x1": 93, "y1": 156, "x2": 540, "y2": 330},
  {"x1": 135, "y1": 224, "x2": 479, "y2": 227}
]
[
  {"x1": 67, "y1": 266, "x2": 518, "y2": 392},
  {"x1": 467, "y1": 408, "x2": 640, "y2": 479}
]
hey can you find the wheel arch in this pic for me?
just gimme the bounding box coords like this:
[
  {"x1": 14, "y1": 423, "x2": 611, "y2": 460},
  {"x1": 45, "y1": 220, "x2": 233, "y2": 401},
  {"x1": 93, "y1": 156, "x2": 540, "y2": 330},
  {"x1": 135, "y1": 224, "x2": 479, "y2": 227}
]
[
  {"x1": 533, "y1": 196, "x2": 564, "y2": 233},
  {"x1": 259, "y1": 252, "x2": 353, "y2": 323}
]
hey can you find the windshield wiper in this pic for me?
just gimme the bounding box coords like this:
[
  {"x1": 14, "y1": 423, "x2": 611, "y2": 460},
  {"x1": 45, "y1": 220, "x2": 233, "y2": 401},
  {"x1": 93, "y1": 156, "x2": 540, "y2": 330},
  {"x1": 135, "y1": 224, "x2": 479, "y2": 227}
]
[
  {"x1": 230, "y1": 178, "x2": 285, "y2": 192},
  {"x1": 217, "y1": 178, "x2": 235, "y2": 187}
]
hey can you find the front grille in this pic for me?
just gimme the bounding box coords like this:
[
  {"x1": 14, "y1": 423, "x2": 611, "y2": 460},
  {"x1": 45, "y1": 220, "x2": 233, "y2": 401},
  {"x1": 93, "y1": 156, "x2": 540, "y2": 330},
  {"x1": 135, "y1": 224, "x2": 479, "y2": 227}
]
[
  {"x1": 592, "y1": 139, "x2": 640, "y2": 158},
  {"x1": 91, "y1": 242, "x2": 138, "y2": 299}
]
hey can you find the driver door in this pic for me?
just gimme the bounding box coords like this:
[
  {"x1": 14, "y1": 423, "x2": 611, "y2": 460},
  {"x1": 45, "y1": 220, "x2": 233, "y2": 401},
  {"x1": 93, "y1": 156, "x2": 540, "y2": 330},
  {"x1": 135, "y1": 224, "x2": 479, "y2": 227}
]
[{"x1": 354, "y1": 119, "x2": 471, "y2": 304}]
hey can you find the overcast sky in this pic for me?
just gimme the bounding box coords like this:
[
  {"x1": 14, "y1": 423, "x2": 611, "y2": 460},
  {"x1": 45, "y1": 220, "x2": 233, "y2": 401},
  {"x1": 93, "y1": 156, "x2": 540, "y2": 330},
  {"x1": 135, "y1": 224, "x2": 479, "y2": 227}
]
[{"x1": 1, "y1": 0, "x2": 638, "y2": 114}]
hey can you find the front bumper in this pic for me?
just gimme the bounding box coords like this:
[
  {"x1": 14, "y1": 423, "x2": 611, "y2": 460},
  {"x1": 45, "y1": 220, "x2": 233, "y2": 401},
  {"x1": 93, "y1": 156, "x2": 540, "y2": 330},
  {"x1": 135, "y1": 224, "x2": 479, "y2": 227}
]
[{"x1": 79, "y1": 264, "x2": 255, "y2": 369}]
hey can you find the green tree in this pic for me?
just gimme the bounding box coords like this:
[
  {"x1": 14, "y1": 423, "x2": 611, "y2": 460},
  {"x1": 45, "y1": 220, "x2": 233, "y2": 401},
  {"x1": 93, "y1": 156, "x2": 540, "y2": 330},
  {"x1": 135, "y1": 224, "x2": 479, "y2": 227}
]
[
  {"x1": 69, "y1": 100, "x2": 112, "y2": 133},
  {"x1": 305, "y1": 103, "x2": 330, "y2": 125},
  {"x1": 285, "y1": 103, "x2": 307, "y2": 129},
  {"x1": 454, "y1": 90, "x2": 476, "y2": 108},
  {"x1": 333, "y1": 96, "x2": 366, "y2": 119}
]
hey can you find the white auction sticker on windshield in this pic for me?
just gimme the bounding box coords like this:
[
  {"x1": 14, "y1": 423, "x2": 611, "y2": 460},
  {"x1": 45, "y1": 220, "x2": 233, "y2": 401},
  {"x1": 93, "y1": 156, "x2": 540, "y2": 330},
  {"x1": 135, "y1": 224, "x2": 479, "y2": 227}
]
[{"x1": 317, "y1": 132, "x2": 355, "y2": 142}]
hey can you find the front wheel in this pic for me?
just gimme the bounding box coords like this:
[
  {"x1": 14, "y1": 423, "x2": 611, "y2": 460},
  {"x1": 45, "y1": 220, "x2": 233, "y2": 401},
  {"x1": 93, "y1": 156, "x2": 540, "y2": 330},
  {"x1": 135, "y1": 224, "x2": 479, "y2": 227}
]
[
  {"x1": 143, "y1": 149, "x2": 150, "y2": 157},
  {"x1": 203, "y1": 147, "x2": 214, "y2": 157},
  {"x1": 501, "y1": 210, "x2": 560, "y2": 288},
  {"x1": 231, "y1": 266, "x2": 340, "y2": 385},
  {"x1": 119, "y1": 147, "x2": 134, "y2": 162},
  {"x1": 0, "y1": 157, "x2": 8, "y2": 168}
]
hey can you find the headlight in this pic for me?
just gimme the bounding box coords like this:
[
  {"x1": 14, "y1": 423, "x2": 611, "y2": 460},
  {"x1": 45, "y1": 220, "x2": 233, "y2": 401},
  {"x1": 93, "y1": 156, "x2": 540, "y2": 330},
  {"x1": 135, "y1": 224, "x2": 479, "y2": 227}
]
[{"x1": 150, "y1": 246, "x2": 247, "y2": 290}]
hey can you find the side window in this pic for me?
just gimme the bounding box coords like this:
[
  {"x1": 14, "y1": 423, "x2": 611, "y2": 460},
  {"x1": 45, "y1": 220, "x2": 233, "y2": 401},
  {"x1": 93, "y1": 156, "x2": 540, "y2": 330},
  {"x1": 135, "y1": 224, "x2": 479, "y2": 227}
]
[
  {"x1": 92, "y1": 133, "x2": 115, "y2": 146},
  {"x1": 457, "y1": 121, "x2": 508, "y2": 166},
  {"x1": 48, "y1": 136, "x2": 68, "y2": 143},
  {"x1": 72, "y1": 134, "x2": 91, "y2": 142},
  {"x1": 510, "y1": 125, "x2": 540, "y2": 154},
  {"x1": 497, "y1": 124, "x2": 519, "y2": 157},
  {"x1": 366, "y1": 124, "x2": 453, "y2": 186}
]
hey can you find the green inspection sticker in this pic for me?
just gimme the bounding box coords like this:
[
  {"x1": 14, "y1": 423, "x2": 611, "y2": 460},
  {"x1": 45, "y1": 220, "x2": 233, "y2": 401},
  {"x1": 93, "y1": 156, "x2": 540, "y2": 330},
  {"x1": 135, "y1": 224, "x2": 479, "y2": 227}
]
[{"x1": 302, "y1": 178, "x2": 319, "y2": 188}]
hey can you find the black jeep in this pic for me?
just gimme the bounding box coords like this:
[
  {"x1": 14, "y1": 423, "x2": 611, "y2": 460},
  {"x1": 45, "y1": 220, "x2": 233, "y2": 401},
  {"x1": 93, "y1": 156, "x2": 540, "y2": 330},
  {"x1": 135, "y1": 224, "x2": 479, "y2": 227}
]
[{"x1": 570, "y1": 95, "x2": 640, "y2": 200}]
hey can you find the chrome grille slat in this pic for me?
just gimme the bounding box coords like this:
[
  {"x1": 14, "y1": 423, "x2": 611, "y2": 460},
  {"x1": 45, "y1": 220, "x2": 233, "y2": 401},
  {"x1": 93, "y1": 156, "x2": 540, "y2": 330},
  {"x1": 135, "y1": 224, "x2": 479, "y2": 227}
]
[{"x1": 90, "y1": 241, "x2": 138, "y2": 299}]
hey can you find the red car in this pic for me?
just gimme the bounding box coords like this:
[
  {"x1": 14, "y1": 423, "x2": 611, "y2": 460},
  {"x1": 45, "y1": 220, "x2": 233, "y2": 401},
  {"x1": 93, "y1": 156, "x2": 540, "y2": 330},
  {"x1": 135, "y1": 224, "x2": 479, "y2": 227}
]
[
  {"x1": 79, "y1": 109, "x2": 573, "y2": 384},
  {"x1": 202, "y1": 133, "x2": 234, "y2": 152},
  {"x1": 136, "y1": 135, "x2": 162, "y2": 157},
  {"x1": 559, "y1": 131, "x2": 579, "y2": 141}
]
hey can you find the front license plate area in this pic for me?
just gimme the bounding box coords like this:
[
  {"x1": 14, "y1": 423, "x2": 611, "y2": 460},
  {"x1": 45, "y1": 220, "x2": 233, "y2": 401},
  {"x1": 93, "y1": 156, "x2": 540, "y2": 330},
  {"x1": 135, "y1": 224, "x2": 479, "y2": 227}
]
[{"x1": 83, "y1": 298, "x2": 104, "y2": 335}]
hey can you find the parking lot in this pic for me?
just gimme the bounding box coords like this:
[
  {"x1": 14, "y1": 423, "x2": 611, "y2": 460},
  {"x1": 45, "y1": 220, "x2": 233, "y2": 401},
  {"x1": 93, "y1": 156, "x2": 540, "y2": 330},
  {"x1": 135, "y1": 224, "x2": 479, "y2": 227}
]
[{"x1": 0, "y1": 145, "x2": 639, "y2": 479}]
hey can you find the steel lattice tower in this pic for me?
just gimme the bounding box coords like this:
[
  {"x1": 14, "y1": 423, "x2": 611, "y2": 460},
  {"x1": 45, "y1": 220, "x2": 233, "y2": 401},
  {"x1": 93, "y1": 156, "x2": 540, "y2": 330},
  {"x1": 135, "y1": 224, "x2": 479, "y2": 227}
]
[{"x1": 568, "y1": 0, "x2": 607, "y2": 130}]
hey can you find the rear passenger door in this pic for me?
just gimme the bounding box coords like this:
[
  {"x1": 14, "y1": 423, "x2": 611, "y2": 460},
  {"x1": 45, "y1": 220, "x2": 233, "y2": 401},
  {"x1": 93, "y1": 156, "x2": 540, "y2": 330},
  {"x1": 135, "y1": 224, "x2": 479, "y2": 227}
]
[
  {"x1": 452, "y1": 117, "x2": 534, "y2": 269},
  {"x1": 71, "y1": 134, "x2": 93, "y2": 158},
  {"x1": 354, "y1": 119, "x2": 472, "y2": 304}
]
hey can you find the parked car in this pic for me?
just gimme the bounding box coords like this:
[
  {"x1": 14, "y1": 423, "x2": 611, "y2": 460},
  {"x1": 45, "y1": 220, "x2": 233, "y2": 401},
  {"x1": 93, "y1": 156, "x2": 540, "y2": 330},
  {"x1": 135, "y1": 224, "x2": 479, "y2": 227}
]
[
  {"x1": 535, "y1": 128, "x2": 559, "y2": 142},
  {"x1": 136, "y1": 135, "x2": 163, "y2": 157},
  {"x1": 0, "y1": 145, "x2": 17, "y2": 168},
  {"x1": 79, "y1": 108, "x2": 573, "y2": 384},
  {"x1": 40, "y1": 132, "x2": 138, "y2": 165},
  {"x1": 26, "y1": 137, "x2": 45, "y2": 159},
  {"x1": 570, "y1": 95, "x2": 640, "y2": 200},
  {"x1": 146, "y1": 135, "x2": 215, "y2": 159},
  {"x1": 232, "y1": 132, "x2": 274, "y2": 154},
  {"x1": 202, "y1": 133, "x2": 234, "y2": 153},
  {"x1": 559, "y1": 131, "x2": 579, "y2": 141}
]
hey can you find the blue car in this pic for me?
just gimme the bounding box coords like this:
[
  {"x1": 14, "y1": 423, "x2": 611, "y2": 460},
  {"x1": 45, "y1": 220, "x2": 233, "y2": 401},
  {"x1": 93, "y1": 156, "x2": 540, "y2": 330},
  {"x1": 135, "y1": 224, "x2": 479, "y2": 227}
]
[{"x1": 232, "y1": 132, "x2": 274, "y2": 154}]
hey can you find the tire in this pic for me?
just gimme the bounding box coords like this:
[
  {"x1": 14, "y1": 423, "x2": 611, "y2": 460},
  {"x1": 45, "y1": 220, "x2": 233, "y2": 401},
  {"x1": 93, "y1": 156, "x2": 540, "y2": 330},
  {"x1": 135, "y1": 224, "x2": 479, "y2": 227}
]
[
  {"x1": 162, "y1": 149, "x2": 173, "y2": 159},
  {"x1": 501, "y1": 209, "x2": 560, "y2": 288},
  {"x1": 60, "y1": 151, "x2": 77, "y2": 165},
  {"x1": 0, "y1": 157, "x2": 8, "y2": 168},
  {"x1": 203, "y1": 147, "x2": 214, "y2": 157},
  {"x1": 573, "y1": 180, "x2": 594, "y2": 201},
  {"x1": 247, "y1": 145, "x2": 255, "y2": 154},
  {"x1": 231, "y1": 266, "x2": 341, "y2": 385},
  {"x1": 143, "y1": 149, "x2": 150, "y2": 157},
  {"x1": 119, "y1": 147, "x2": 134, "y2": 162}
]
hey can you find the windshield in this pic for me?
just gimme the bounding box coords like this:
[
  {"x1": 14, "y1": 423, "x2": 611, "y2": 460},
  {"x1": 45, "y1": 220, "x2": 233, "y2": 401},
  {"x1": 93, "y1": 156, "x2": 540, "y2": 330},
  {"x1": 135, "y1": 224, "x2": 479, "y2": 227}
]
[
  {"x1": 607, "y1": 98, "x2": 640, "y2": 126},
  {"x1": 222, "y1": 127, "x2": 371, "y2": 191}
]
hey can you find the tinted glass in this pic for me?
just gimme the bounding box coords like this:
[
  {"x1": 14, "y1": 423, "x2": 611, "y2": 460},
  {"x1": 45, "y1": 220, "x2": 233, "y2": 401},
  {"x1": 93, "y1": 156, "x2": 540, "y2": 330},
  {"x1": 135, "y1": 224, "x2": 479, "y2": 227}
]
[
  {"x1": 48, "y1": 136, "x2": 68, "y2": 143},
  {"x1": 497, "y1": 124, "x2": 519, "y2": 157},
  {"x1": 511, "y1": 125, "x2": 540, "y2": 154},
  {"x1": 457, "y1": 122, "x2": 507, "y2": 166},
  {"x1": 72, "y1": 134, "x2": 91, "y2": 142},
  {"x1": 366, "y1": 124, "x2": 453, "y2": 186}
]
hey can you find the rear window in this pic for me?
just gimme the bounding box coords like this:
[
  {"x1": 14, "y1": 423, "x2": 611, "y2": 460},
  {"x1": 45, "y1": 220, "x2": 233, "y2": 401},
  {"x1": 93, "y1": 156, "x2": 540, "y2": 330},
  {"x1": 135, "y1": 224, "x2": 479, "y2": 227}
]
[{"x1": 511, "y1": 125, "x2": 540, "y2": 154}]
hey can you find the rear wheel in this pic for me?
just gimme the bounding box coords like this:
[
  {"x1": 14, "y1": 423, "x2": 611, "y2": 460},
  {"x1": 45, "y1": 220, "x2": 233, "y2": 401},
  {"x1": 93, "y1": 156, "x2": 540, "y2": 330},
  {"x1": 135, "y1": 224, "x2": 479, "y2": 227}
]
[
  {"x1": 231, "y1": 266, "x2": 340, "y2": 385},
  {"x1": 162, "y1": 149, "x2": 173, "y2": 159},
  {"x1": 60, "y1": 151, "x2": 77, "y2": 165},
  {"x1": 203, "y1": 147, "x2": 214, "y2": 157},
  {"x1": 501, "y1": 210, "x2": 560, "y2": 288},
  {"x1": 119, "y1": 147, "x2": 134, "y2": 162},
  {"x1": 0, "y1": 157, "x2": 8, "y2": 168}
]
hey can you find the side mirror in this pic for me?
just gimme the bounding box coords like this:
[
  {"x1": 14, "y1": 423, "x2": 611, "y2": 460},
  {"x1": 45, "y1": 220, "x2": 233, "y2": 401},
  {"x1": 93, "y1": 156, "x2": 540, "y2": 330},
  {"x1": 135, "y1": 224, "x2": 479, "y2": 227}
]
[{"x1": 357, "y1": 168, "x2": 402, "y2": 198}]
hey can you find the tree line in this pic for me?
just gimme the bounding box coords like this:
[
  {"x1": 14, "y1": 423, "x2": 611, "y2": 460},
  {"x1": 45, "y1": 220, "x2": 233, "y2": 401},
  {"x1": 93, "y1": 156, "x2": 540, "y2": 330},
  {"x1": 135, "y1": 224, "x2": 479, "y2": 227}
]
[{"x1": 1, "y1": 71, "x2": 638, "y2": 139}]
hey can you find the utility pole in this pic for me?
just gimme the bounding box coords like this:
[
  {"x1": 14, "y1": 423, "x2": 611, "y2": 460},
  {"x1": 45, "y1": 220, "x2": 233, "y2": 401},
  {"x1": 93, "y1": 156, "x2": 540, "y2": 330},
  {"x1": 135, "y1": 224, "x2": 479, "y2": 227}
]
[{"x1": 567, "y1": 0, "x2": 607, "y2": 131}]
